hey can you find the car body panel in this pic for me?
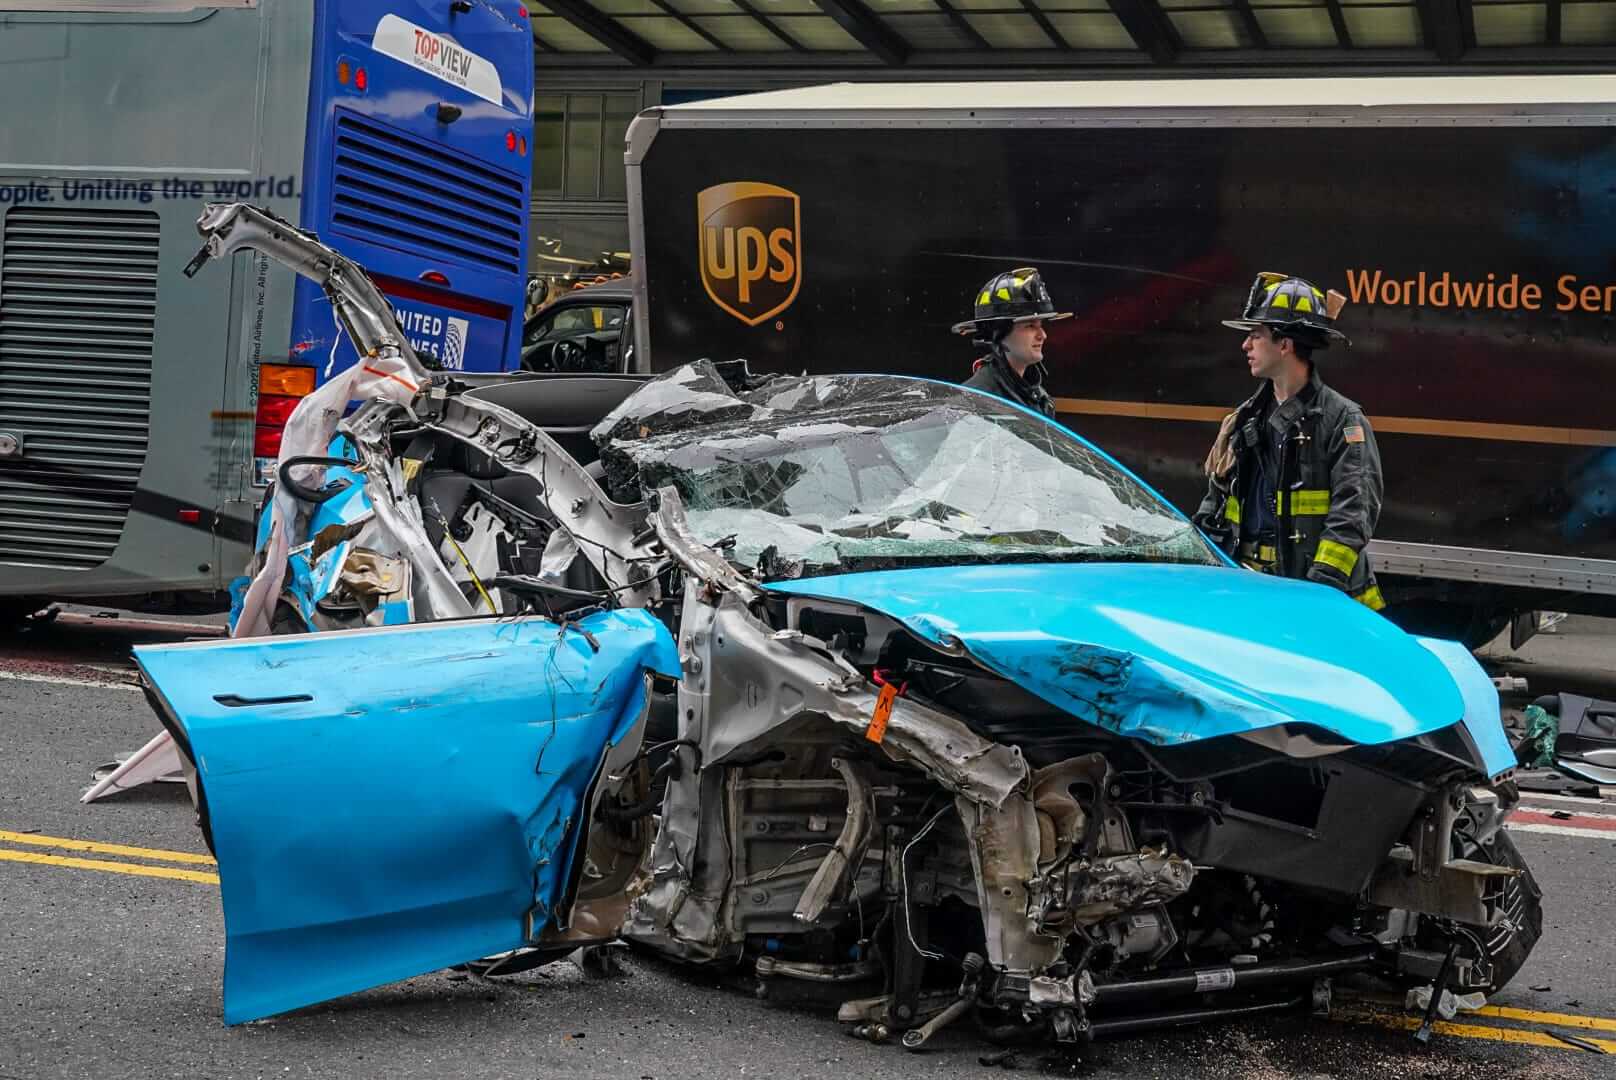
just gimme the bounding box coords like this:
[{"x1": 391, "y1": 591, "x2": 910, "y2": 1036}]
[
  {"x1": 1413, "y1": 634, "x2": 1518, "y2": 778},
  {"x1": 133, "y1": 610, "x2": 680, "y2": 1025},
  {"x1": 768, "y1": 563, "x2": 1508, "y2": 771}
]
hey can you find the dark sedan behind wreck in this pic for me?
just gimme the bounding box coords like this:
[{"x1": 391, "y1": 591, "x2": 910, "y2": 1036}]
[{"x1": 131, "y1": 205, "x2": 1540, "y2": 1049}]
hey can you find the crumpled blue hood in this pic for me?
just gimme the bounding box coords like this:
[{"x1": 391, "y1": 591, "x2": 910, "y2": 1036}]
[{"x1": 768, "y1": 563, "x2": 1513, "y2": 774}]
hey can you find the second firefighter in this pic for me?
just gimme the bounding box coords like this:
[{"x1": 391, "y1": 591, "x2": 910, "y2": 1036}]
[{"x1": 1193, "y1": 273, "x2": 1386, "y2": 611}]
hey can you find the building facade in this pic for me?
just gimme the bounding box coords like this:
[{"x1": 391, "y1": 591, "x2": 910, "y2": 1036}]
[{"x1": 525, "y1": 0, "x2": 1616, "y2": 287}]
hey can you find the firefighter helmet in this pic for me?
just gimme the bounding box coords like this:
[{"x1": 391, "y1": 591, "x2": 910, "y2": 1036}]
[
  {"x1": 1222, "y1": 272, "x2": 1351, "y2": 349},
  {"x1": 951, "y1": 267, "x2": 1072, "y2": 336}
]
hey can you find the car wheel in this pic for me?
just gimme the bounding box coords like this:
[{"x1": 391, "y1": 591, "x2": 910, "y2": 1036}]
[{"x1": 1413, "y1": 830, "x2": 1543, "y2": 994}]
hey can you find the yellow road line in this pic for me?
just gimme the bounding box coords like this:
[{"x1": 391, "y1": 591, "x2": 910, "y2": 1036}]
[
  {"x1": 1475, "y1": 1004, "x2": 1616, "y2": 1035},
  {"x1": 1346, "y1": 991, "x2": 1616, "y2": 1036},
  {"x1": 0, "y1": 848, "x2": 219, "y2": 885},
  {"x1": 1052, "y1": 397, "x2": 1616, "y2": 447},
  {"x1": 1338, "y1": 1006, "x2": 1616, "y2": 1053},
  {"x1": 0, "y1": 828, "x2": 215, "y2": 866}
]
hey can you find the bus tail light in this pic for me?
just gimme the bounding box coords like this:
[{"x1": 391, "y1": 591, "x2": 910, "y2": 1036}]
[
  {"x1": 337, "y1": 58, "x2": 367, "y2": 93},
  {"x1": 253, "y1": 364, "x2": 315, "y2": 484}
]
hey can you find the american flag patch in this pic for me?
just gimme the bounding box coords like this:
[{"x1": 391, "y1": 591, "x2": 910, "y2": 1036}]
[{"x1": 1343, "y1": 425, "x2": 1365, "y2": 443}]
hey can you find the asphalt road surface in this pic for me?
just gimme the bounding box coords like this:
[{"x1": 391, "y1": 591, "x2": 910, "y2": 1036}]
[{"x1": 1, "y1": 611, "x2": 1613, "y2": 1079}]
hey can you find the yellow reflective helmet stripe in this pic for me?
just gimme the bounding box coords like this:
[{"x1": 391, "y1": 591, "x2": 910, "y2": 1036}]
[
  {"x1": 1293, "y1": 293, "x2": 1314, "y2": 313},
  {"x1": 1353, "y1": 584, "x2": 1387, "y2": 612},
  {"x1": 1224, "y1": 496, "x2": 1241, "y2": 524},
  {"x1": 978, "y1": 290, "x2": 990, "y2": 306},
  {"x1": 996, "y1": 287, "x2": 1012, "y2": 301},
  {"x1": 1314, "y1": 538, "x2": 1359, "y2": 577},
  {"x1": 1270, "y1": 290, "x2": 1292, "y2": 309},
  {"x1": 1275, "y1": 489, "x2": 1330, "y2": 516}
]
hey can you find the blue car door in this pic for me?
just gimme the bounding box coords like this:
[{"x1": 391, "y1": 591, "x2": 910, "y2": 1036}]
[{"x1": 134, "y1": 610, "x2": 681, "y2": 1025}]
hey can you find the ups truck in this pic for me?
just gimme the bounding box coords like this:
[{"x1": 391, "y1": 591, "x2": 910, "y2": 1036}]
[{"x1": 621, "y1": 75, "x2": 1616, "y2": 646}]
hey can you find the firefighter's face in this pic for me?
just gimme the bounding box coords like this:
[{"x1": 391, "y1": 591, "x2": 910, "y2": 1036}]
[
  {"x1": 1003, "y1": 320, "x2": 1046, "y2": 368},
  {"x1": 1243, "y1": 326, "x2": 1287, "y2": 378}
]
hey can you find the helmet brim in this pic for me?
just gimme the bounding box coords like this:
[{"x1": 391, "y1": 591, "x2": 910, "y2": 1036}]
[
  {"x1": 952, "y1": 310, "x2": 1072, "y2": 336},
  {"x1": 1221, "y1": 318, "x2": 1350, "y2": 349}
]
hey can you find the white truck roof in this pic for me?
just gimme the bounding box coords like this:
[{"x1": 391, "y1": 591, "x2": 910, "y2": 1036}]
[{"x1": 660, "y1": 75, "x2": 1616, "y2": 114}]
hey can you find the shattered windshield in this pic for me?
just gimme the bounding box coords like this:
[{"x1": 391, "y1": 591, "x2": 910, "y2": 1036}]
[{"x1": 634, "y1": 395, "x2": 1217, "y2": 579}]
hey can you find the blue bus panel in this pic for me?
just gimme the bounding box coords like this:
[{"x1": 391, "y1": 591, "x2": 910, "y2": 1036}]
[{"x1": 290, "y1": 0, "x2": 534, "y2": 377}]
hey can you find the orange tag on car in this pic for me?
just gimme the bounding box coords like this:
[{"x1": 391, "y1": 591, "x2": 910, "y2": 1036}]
[{"x1": 866, "y1": 682, "x2": 899, "y2": 744}]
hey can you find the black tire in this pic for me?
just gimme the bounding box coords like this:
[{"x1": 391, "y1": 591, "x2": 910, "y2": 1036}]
[
  {"x1": 0, "y1": 597, "x2": 46, "y2": 630},
  {"x1": 1469, "y1": 830, "x2": 1543, "y2": 994},
  {"x1": 1412, "y1": 829, "x2": 1542, "y2": 995}
]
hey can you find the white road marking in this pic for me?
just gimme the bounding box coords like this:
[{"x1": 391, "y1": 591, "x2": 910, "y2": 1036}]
[
  {"x1": 0, "y1": 669, "x2": 139, "y2": 692},
  {"x1": 1507, "y1": 821, "x2": 1616, "y2": 840},
  {"x1": 1517, "y1": 804, "x2": 1616, "y2": 821},
  {"x1": 1518, "y1": 791, "x2": 1615, "y2": 808}
]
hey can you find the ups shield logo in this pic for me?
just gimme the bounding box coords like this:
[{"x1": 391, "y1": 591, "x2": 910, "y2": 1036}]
[{"x1": 698, "y1": 182, "x2": 800, "y2": 326}]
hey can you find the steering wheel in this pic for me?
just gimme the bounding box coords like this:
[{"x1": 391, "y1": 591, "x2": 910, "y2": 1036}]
[{"x1": 552, "y1": 339, "x2": 584, "y2": 372}]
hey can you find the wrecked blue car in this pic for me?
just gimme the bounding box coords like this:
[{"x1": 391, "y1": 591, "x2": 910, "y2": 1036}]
[{"x1": 135, "y1": 205, "x2": 1540, "y2": 1046}]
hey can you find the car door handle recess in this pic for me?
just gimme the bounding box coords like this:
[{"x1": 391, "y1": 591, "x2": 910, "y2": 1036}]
[{"x1": 213, "y1": 693, "x2": 315, "y2": 707}]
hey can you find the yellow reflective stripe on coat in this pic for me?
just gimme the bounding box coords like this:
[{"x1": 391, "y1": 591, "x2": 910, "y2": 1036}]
[
  {"x1": 1314, "y1": 538, "x2": 1359, "y2": 576},
  {"x1": 1354, "y1": 584, "x2": 1387, "y2": 611},
  {"x1": 1223, "y1": 496, "x2": 1242, "y2": 524},
  {"x1": 1276, "y1": 489, "x2": 1331, "y2": 516}
]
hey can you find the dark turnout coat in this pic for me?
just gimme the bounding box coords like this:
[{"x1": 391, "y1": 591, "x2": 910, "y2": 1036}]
[
  {"x1": 962, "y1": 355, "x2": 1056, "y2": 418},
  {"x1": 1193, "y1": 371, "x2": 1386, "y2": 610}
]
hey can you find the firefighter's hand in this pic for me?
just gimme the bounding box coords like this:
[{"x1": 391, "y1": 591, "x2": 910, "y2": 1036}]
[{"x1": 1305, "y1": 563, "x2": 1350, "y2": 592}]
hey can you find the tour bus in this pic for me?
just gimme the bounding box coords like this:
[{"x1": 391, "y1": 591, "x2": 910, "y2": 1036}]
[{"x1": 0, "y1": 0, "x2": 533, "y2": 617}]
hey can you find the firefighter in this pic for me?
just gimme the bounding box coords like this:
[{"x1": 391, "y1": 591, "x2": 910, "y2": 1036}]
[
  {"x1": 953, "y1": 267, "x2": 1071, "y2": 418},
  {"x1": 1193, "y1": 273, "x2": 1387, "y2": 611}
]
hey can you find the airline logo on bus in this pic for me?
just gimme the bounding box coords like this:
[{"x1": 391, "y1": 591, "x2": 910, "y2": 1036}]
[
  {"x1": 392, "y1": 304, "x2": 472, "y2": 371},
  {"x1": 698, "y1": 182, "x2": 800, "y2": 327},
  {"x1": 372, "y1": 14, "x2": 502, "y2": 106}
]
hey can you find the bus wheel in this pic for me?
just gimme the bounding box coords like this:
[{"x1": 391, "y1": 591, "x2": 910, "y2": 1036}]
[{"x1": 0, "y1": 597, "x2": 47, "y2": 631}]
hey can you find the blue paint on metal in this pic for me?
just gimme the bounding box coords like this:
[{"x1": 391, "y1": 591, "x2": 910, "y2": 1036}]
[
  {"x1": 769, "y1": 563, "x2": 1477, "y2": 751},
  {"x1": 236, "y1": 443, "x2": 374, "y2": 634},
  {"x1": 1413, "y1": 636, "x2": 1518, "y2": 778},
  {"x1": 225, "y1": 574, "x2": 250, "y2": 631},
  {"x1": 134, "y1": 610, "x2": 680, "y2": 1025},
  {"x1": 283, "y1": 538, "x2": 348, "y2": 628},
  {"x1": 301, "y1": 463, "x2": 370, "y2": 536},
  {"x1": 375, "y1": 597, "x2": 413, "y2": 625}
]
